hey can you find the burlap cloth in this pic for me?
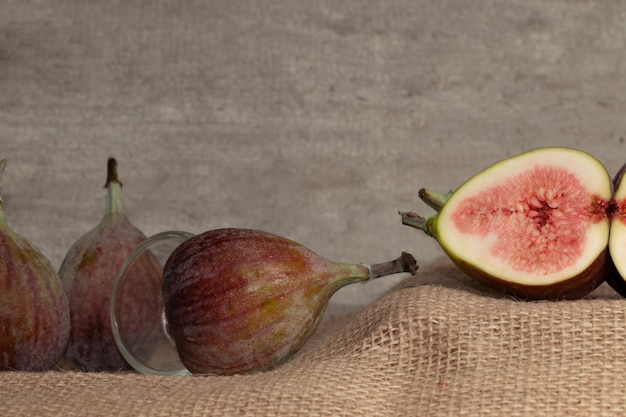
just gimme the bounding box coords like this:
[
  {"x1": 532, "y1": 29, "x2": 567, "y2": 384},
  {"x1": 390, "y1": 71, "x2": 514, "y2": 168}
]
[{"x1": 2, "y1": 256, "x2": 625, "y2": 416}]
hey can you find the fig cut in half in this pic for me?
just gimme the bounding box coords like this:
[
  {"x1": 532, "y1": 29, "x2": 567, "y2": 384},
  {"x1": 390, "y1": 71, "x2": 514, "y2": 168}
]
[
  {"x1": 402, "y1": 147, "x2": 613, "y2": 300},
  {"x1": 607, "y1": 164, "x2": 626, "y2": 296}
]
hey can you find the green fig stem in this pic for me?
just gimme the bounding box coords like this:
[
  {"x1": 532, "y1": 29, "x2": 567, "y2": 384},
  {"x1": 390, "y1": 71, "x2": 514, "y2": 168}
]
[
  {"x1": 399, "y1": 211, "x2": 437, "y2": 238},
  {"x1": 368, "y1": 252, "x2": 418, "y2": 279},
  {"x1": 104, "y1": 157, "x2": 124, "y2": 216},
  {"x1": 418, "y1": 188, "x2": 452, "y2": 212}
]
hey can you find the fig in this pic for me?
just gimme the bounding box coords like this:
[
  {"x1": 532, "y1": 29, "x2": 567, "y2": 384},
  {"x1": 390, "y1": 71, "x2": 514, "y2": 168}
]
[
  {"x1": 59, "y1": 158, "x2": 162, "y2": 371},
  {"x1": 0, "y1": 159, "x2": 70, "y2": 370},
  {"x1": 607, "y1": 163, "x2": 626, "y2": 296},
  {"x1": 162, "y1": 228, "x2": 418, "y2": 375},
  {"x1": 400, "y1": 147, "x2": 612, "y2": 300}
]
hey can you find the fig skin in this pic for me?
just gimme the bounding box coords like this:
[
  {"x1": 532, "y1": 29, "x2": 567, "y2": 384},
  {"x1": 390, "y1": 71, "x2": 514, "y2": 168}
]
[
  {"x1": 162, "y1": 228, "x2": 417, "y2": 375},
  {"x1": 601, "y1": 257, "x2": 624, "y2": 297},
  {"x1": 59, "y1": 158, "x2": 162, "y2": 371},
  {"x1": 448, "y1": 242, "x2": 609, "y2": 300},
  {"x1": 0, "y1": 159, "x2": 70, "y2": 371},
  {"x1": 401, "y1": 147, "x2": 613, "y2": 300}
]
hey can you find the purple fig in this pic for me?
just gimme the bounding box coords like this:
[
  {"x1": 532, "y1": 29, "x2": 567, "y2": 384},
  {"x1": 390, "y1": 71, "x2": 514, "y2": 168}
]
[
  {"x1": 59, "y1": 158, "x2": 162, "y2": 371},
  {"x1": 0, "y1": 159, "x2": 70, "y2": 370},
  {"x1": 401, "y1": 147, "x2": 613, "y2": 300},
  {"x1": 162, "y1": 228, "x2": 418, "y2": 375}
]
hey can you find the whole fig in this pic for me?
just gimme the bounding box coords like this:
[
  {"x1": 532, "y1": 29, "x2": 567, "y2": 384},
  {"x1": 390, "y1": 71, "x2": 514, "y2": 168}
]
[
  {"x1": 401, "y1": 147, "x2": 612, "y2": 300},
  {"x1": 162, "y1": 227, "x2": 417, "y2": 375},
  {"x1": 0, "y1": 159, "x2": 70, "y2": 371},
  {"x1": 59, "y1": 158, "x2": 162, "y2": 371}
]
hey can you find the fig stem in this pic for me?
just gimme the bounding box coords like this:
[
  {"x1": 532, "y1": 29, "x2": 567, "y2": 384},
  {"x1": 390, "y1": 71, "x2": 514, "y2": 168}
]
[
  {"x1": 418, "y1": 188, "x2": 451, "y2": 212},
  {"x1": 368, "y1": 252, "x2": 418, "y2": 279},
  {"x1": 104, "y1": 157, "x2": 122, "y2": 188},
  {"x1": 399, "y1": 211, "x2": 437, "y2": 238},
  {"x1": 104, "y1": 157, "x2": 124, "y2": 215},
  {"x1": 613, "y1": 162, "x2": 626, "y2": 191}
]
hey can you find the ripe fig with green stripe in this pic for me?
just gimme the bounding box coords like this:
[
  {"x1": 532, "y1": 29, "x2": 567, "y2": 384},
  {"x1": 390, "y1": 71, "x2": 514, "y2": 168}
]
[
  {"x1": 401, "y1": 147, "x2": 613, "y2": 300},
  {"x1": 162, "y1": 228, "x2": 418, "y2": 375},
  {"x1": 59, "y1": 158, "x2": 163, "y2": 370}
]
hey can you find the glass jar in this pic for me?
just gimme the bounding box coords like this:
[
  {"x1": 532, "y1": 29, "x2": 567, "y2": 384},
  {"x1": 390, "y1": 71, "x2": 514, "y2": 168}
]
[{"x1": 110, "y1": 230, "x2": 194, "y2": 375}]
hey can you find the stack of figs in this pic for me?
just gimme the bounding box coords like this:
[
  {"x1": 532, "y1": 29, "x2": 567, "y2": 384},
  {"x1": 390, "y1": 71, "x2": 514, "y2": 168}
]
[{"x1": 4, "y1": 146, "x2": 626, "y2": 375}]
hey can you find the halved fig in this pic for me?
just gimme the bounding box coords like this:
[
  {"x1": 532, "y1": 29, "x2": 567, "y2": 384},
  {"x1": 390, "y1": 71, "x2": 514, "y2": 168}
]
[
  {"x1": 401, "y1": 147, "x2": 613, "y2": 300},
  {"x1": 607, "y1": 164, "x2": 626, "y2": 296}
]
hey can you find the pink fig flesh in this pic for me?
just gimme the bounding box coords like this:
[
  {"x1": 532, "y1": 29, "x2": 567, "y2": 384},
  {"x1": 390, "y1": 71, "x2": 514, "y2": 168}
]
[{"x1": 162, "y1": 228, "x2": 417, "y2": 375}]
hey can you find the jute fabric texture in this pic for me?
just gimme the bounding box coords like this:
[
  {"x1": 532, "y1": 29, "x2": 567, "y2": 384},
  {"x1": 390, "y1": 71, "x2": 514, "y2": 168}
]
[{"x1": 2, "y1": 257, "x2": 626, "y2": 416}]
